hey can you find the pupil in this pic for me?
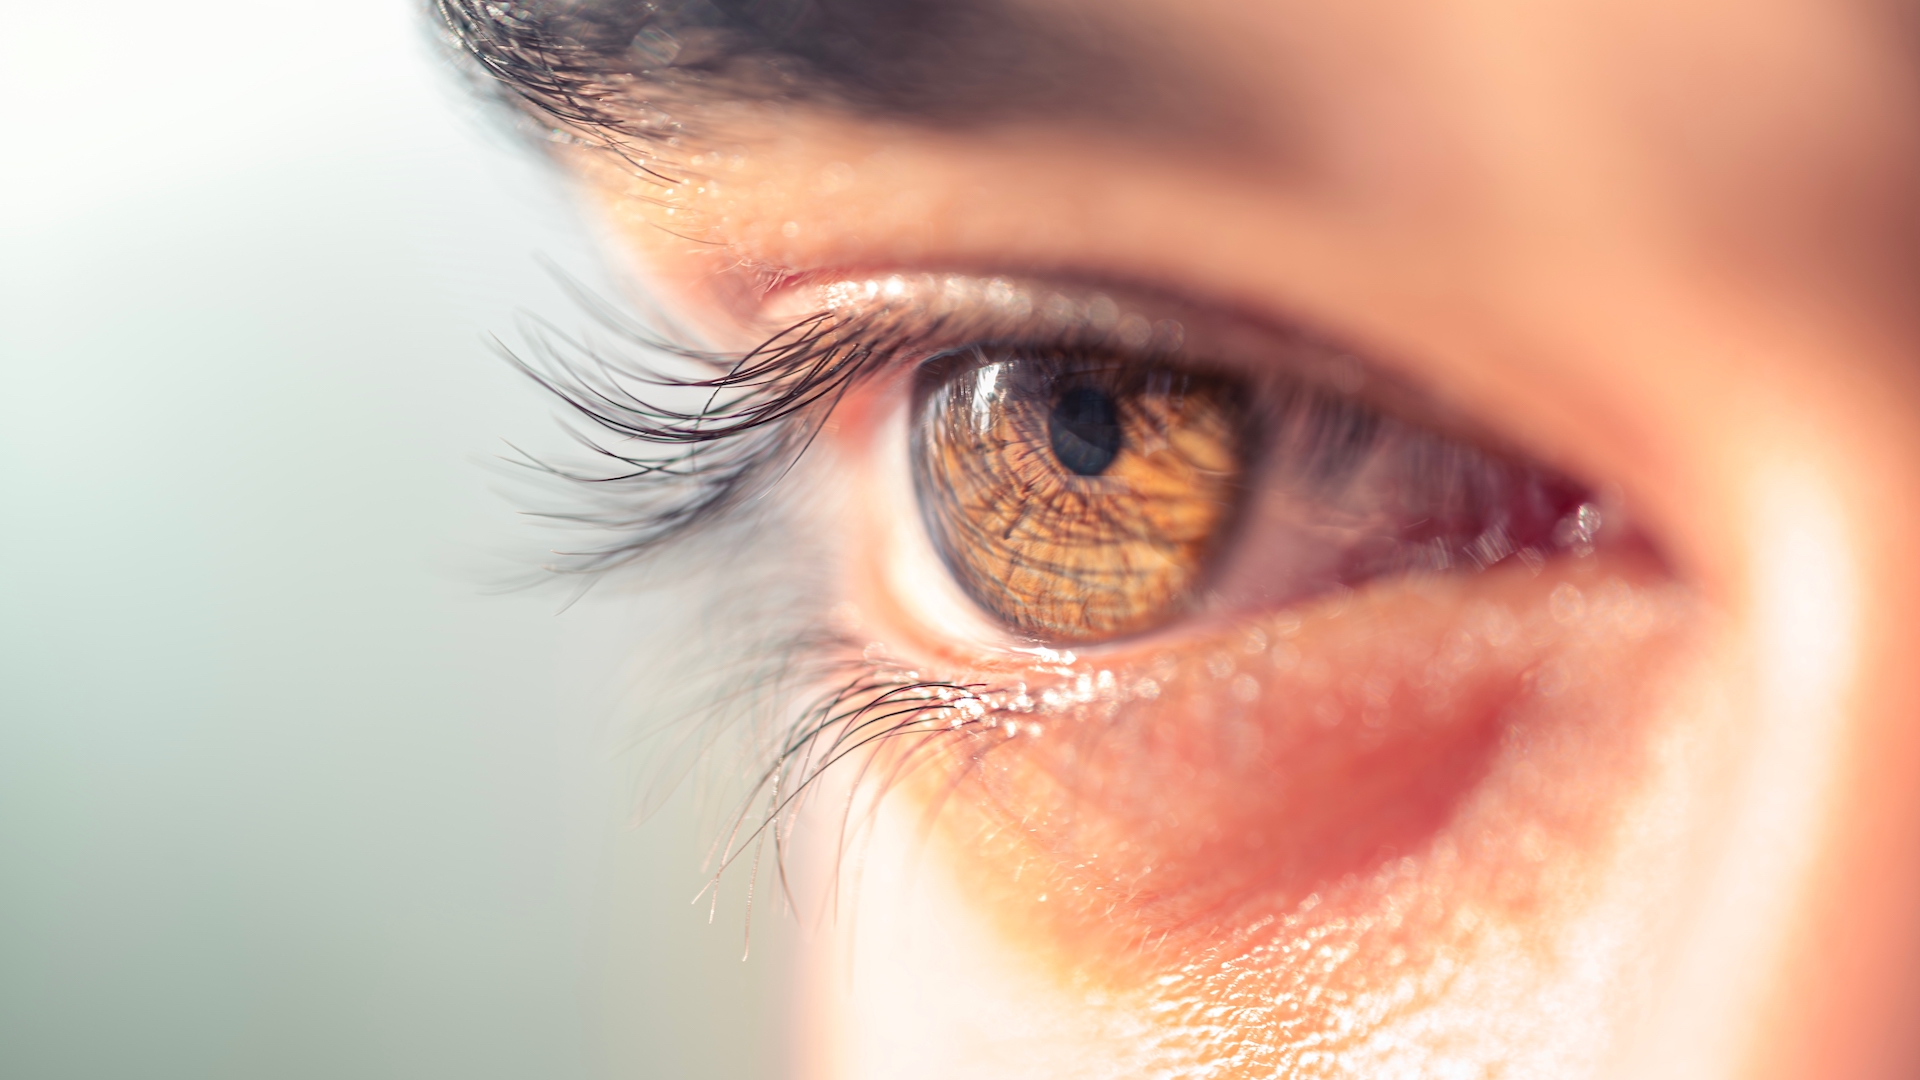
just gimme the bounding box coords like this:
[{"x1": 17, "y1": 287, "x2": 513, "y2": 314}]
[{"x1": 1048, "y1": 385, "x2": 1123, "y2": 476}]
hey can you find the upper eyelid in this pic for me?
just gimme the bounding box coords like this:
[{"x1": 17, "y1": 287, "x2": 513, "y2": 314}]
[
  {"x1": 502, "y1": 268, "x2": 1532, "y2": 578},
  {"x1": 796, "y1": 273, "x2": 1511, "y2": 457}
]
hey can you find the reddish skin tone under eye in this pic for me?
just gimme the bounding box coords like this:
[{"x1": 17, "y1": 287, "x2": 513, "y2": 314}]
[
  {"x1": 900, "y1": 559, "x2": 1689, "y2": 944},
  {"x1": 825, "y1": 425, "x2": 1707, "y2": 1073}
]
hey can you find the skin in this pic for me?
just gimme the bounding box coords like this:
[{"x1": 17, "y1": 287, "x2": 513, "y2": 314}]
[{"x1": 542, "y1": 0, "x2": 1920, "y2": 1075}]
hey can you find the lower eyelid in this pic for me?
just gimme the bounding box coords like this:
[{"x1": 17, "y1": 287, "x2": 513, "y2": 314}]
[{"x1": 849, "y1": 550, "x2": 1700, "y2": 993}]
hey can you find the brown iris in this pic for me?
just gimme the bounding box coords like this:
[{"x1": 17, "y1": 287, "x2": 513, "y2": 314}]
[{"x1": 911, "y1": 349, "x2": 1251, "y2": 641}]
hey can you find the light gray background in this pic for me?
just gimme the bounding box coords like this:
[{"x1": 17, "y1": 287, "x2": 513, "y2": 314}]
[{"x1": 1, "y1": 3, "x2": 791, "y2": 1077}]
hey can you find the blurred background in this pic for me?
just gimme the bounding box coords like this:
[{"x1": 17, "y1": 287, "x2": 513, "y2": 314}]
[{"x1": 0, "y1": 2, "x2": 790, "y2": 1077}]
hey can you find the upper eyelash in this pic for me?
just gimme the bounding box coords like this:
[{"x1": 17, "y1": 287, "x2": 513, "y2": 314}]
[
  {"x1": 500, "y1": 274, "x2": 1092, "y2": 575},
  {"x1": 498, "y1": 284, "x2": 890, "y2": 576}
]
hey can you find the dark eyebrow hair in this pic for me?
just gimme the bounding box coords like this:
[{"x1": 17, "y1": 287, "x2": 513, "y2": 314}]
[{"x1": 433, "y1": 0, "x2": 1238, "y2": 153}]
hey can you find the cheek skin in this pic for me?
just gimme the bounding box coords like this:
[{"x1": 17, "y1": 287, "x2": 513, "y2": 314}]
[
  {"x1": 940, "y1": 557, "x2": 1688, "y2": 940},
  {"x1": 822, "y1": 538, "x2": 1719, "y2": 1077}
]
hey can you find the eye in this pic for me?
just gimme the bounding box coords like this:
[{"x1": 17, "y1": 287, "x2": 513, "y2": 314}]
[
  {"x1": 911, "y1": 349, "x2": 1251, "y2": 642},
  {"x1": 907, "y1": 333, "x2": 1597, "y2": 647}
]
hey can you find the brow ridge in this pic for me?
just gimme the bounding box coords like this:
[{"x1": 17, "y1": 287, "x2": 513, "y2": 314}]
[{"x1": 437, "y1": 0, "x2": 1264, "y2": 146}]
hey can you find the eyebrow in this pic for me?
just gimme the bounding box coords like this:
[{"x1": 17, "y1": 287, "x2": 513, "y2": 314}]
[{"x1": 436, "y1": 0, "x2": 1255, "y2": 147}]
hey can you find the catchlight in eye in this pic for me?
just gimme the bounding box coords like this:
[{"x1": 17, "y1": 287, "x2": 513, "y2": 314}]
[
  {"x1": 911, "y1": 348, "x2": 1252, "y2": 643},
  {"x1": 908, "y1": 330, "x2": 1606, "y2": 648}
]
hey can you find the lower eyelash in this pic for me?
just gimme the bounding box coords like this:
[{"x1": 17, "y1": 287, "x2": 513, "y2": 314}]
[{"x1": 687, "y1": 649, "x2": 988, "y2": 924}]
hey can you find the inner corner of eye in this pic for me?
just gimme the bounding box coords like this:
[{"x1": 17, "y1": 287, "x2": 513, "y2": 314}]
[{"x1": 902, "y1": 345, "x2": 1610, "y2": 645}]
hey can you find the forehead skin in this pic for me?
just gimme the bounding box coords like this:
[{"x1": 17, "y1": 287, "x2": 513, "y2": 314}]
[{"x1": 542, "y1": 0, "x2": 1920, "y2": 1076}]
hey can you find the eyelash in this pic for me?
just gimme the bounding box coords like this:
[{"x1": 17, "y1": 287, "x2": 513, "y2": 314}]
[{"x1": 499, "y1": 288, "x2": 882, "y2": 576}]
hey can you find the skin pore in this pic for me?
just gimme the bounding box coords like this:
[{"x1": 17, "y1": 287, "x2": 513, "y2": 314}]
[{"x1": 453, "y1": 0, "x2": 1920, "y2": 1076}]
